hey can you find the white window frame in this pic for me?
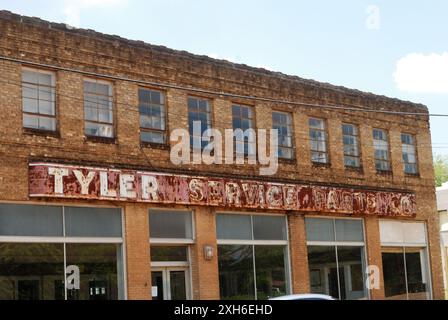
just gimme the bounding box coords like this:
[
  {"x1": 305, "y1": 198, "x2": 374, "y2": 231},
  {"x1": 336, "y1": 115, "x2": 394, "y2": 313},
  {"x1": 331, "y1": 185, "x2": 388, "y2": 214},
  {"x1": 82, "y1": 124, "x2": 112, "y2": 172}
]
[
  {"x1": 309, "y1": 117, "x2": 329, "y2": 164},
  {"x1": 342, "y1": 123, "x2": 361, "y2": 168},
  {"x1": 0, "y1": 202, "x2": 126, "y2": 300},
  {"x1": 216, "y1": 212, "x2": 292, "y2": 300},
  {"x1": 373, "y1": 128, "x2": 391, "y2": 171},
  {"x1": 138, "y1": 87, "x2": 167, "y2": 145},
  {"x1": 149, "y1": 208, "x2": 195, "y2": 300},
  {"x1": 401, "y1": 133, "x2": 419, "y2": 175},
  {"x1": 21, "y1": 67, "x2": 57, "y2": 132},
  {"x1": 305, "y1": 216, "x2": 369, "y2": 300},
  {"x1": 272, "y1": 111, "x2": 295, "y2": 159},
  {"x1": 83, "y1": 78, "x2": 114, "y2": 138},
  {"x1": 379, "y1": 219, "x2": 432, "y2": 300}
]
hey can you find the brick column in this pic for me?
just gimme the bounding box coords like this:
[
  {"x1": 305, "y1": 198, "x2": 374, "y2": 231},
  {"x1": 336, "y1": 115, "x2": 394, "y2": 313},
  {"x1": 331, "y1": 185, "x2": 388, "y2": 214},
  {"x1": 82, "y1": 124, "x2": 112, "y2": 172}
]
[
  {"x1": 124, "y1": 203, "x2": 151, "y2": 300},
  {"x1": 288, "y1": 213, "x2": 310, "y2": 293},
  {"x1": 364, "y1": 216, "x2": 385, "y2": 299},
  {"x1": 190, "y1": 207, "x2": 220, "y2": 299}
]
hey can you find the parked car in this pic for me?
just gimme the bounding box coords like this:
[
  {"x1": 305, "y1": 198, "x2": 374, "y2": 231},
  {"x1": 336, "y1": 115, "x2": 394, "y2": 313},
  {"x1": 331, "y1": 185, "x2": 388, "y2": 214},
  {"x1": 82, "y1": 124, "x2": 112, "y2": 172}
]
[{"x1": 269, "y1": 294, "x2": 336, "y2": 300}]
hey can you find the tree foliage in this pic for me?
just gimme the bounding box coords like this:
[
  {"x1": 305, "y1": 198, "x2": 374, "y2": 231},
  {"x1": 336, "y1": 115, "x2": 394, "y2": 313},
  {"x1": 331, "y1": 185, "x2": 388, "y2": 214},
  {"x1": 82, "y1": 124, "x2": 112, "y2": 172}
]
[{"x1": 434, "y1": 154, "x2": 448, "y2": 187}]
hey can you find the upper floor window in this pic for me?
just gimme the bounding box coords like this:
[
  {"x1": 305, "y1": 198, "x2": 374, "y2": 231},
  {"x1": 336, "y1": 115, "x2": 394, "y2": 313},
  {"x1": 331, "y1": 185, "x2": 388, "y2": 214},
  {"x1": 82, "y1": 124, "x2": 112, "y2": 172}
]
[
  {"x1": 272, "y1": 111, "x2": 294, "y2": 159},
  {"x1": 373, "y1": 128, "x2": 391, "y2": 171},
  {"x1": 83, "y1": 79, "x2": 114, "y2": 138},
  {"x1": 21, "y1": 68, "x2": 56, "y2": 131},
  {"x1": 188, "y1": 97, "x2": 212, "y2": 151},
  {"x1": 309, "y1": 118, "x2": 328, "y2": 163},
  {"x1": 342, "y1": 123, "x2": 361, "y2": 168},
  {"x1": 232, "y1": 104, "x2": 255, "y2": 156},
  {"x1": 139, "y1": 88, "x2": 166, "y2": 145},
  {"x1": 401, "y1": 133, "x2": 418, "y2": 174}
]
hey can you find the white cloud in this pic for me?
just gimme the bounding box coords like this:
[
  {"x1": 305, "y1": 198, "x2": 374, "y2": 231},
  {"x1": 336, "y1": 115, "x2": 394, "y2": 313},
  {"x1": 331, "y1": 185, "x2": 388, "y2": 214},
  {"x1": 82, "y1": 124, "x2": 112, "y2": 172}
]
[
  {"x1": 394, "y1": 52, "x2": 448, "y2": 94},
  {"x1": 63, "y1": 0, "x2": 126, "y2": 28}
]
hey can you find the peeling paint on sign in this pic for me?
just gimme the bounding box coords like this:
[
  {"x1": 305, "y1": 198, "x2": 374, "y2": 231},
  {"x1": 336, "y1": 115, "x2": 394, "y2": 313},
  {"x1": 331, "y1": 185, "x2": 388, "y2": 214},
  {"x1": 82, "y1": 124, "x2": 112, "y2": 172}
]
[{"x1": 28, "y1": 163, "x2": 416, "y2": 217}]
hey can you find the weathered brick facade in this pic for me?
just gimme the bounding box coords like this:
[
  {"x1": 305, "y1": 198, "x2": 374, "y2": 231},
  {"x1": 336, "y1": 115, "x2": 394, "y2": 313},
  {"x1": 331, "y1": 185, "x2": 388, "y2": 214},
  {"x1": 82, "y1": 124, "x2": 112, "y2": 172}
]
[{"x1": 0, "y1": 10, "x2": 443, "y2": 300}]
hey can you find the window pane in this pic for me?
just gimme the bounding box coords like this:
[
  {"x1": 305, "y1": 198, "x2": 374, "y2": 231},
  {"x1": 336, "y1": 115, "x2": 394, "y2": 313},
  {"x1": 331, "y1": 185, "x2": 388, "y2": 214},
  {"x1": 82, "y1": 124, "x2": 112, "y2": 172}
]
[
  {"x1": 382, "y1": 251, "x2": 407, "y2": 299},
  {"x1": 170, "y1": 271, "x2": 187, "y2": 300},
  {"x1": 307, "y1": 245, "x2": 338, "y2": 298},
  {"x1": 336, "y1": 246, "x2": 366, "y2": 300},
  {"x1": 83, "y1": 80, "x2": 114, "y2": 138},
  {"x1": 253, "y1": 216, "x2": 287, "y2": 240},
  {"x1": 38, "y1": 116, "x2": 56, "y2": 131},
  {"x1": 38, "y1": 85, "x2": 53, "y2": 100},
  {"x1": 0, "y1": 204, "x2": 62, "y2": 237},
  {"x1": 64, "y1": 207, "x2": 122, "y2": 237},
  {"x1": 405, "y1": 251, "x2": 428, "y2": 300},
  {"x1": 98, "y1": 108, "x2": 113, "y2": 123},
  {"x1": 0, "y1": 243, "x2": 64, "y2": 300},
  {"x1": 218, "y1": 245, "x2": 255, "y2": 300},
  {"x1": 278, "y1": 147, "x2": 294, "y2": 159},
  {"x1": 38, "y1": 100, "x2": 55, "y2": 116},
  {"x1": 335, "y1": 219, "x2": 364, "y2": 242},
  {"x1": 22, "y1": 70, "x2": 38, "y2": 83},
  {"x1": 188, "y1": 97, "x2": 211, "y2": 151},
  {"x1": 23, "y1": 84, "x2": 38, "y2": 99},
  {"x1": 84, "y1": 106, "x2": 97, "y2": 121},
  {"x1": 38, "y1": 73, "x2": 52, "y2": 86},
  {"x1": 140, "y1": 131, "x2": 165, "y2": 144},
  {"x1": 306, "y1": 218, "x2": 335, "y2": 241},
  {"x1": 216, "y1": 214, "x2": 252, "y2": 240},
  {"x1": 23, "y1": 113, "x2": 39, "y2": 129},
  {"x1": 23, "y1": 98, "x2": 38, "y2": 113},
  {"x1": 254, "y1": 246, "x2": 287, "y2": 299},
  {"x1": 85, "y1": 122, "x2": 114, "y2": 138},
  {"x1": 149, "y1": 210, "x2": 193, "y2": 239},
  {"x1": 22, "y1": 70, "x2": 56, "y2": 132},
  {"x1": 66, "y1": 243, "x2": 120, "y2": 300},
  {"x1": 150, "y1": 246, "x2": 188, "y2": 262}
]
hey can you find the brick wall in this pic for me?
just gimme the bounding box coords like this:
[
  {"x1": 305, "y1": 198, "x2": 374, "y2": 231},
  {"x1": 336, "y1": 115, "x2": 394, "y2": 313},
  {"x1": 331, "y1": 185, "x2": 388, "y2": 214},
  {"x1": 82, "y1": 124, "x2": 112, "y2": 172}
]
[{"x1": 0, "y1": 10, "x2": 443, "y2": 299}]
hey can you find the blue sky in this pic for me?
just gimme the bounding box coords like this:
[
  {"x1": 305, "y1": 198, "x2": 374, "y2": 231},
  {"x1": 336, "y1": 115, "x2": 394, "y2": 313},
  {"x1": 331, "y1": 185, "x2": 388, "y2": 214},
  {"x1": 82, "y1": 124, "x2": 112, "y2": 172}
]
[{"x1": 1, "y1": 0, "x2": 447, "y2": 155}]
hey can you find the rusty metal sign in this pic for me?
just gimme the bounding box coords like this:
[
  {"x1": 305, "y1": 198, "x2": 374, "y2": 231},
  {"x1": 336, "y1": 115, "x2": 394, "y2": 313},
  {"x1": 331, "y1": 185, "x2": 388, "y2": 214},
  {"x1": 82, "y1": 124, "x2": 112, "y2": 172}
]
[{"x1": 28, "y1": 162, "x2": 416, "y2": 217}]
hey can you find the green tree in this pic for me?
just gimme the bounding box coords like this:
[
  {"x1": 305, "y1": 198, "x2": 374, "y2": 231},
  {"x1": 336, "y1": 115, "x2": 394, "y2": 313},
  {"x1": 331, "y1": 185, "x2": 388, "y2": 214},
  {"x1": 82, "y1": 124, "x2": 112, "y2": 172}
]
[{"x1": 434, "y1": 154, "x2": 448, "y2": 187}]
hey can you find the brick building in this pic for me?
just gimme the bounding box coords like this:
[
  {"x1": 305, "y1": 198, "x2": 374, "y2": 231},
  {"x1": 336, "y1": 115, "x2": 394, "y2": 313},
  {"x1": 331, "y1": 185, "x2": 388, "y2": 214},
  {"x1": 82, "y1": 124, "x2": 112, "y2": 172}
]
[{"x1": 0, "y1": 10, "x2": 443, "y2": 300}]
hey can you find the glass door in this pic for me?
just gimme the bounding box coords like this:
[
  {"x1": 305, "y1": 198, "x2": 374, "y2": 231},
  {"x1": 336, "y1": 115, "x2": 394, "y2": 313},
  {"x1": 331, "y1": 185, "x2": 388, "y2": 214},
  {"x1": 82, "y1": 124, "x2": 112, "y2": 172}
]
[{"x1": 151, "y1": 268, "x2": 189, "y2": 300}]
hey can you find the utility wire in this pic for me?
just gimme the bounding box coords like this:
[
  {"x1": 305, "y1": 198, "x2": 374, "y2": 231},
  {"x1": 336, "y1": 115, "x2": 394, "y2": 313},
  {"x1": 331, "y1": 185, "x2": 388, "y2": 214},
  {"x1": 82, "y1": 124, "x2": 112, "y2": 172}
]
[
  {"x1": 0, "y1": 79, "x2": 445, "y2": 147},
  {"x1": 2, "y1": 55, "x2": 447, "y2": 117}
]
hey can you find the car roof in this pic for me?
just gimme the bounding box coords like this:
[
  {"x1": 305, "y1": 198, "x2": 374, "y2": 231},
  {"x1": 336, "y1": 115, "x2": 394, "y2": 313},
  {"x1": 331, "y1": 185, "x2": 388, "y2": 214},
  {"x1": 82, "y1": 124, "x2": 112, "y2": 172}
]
[{"x1": 269, "y1": 294, "x2": 336, "y2": 300}]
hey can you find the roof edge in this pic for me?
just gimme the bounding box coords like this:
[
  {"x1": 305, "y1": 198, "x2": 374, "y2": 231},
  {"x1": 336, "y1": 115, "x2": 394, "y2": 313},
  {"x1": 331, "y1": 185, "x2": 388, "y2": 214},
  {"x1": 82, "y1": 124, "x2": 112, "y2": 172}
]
[{"x1": 0, "y1": 10, "x2": 428, "y2": 111}]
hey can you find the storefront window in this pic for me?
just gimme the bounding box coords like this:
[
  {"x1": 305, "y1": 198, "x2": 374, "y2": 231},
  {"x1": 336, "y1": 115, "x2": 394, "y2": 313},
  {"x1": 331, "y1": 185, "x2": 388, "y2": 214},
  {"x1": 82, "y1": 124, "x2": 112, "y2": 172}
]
[
  {"x1": 218, "y1": 245, "x2": 255, "y2": 300},
  {"x1": 64, "y1": 207, "x2": 122, "y2": 237},
  {"x1": 306, "y1": 218, "x2": 367, "y2": 300},
  {"x1": 0, "y1": 205, "x2": 62, "y2": 236},
  {"x1": 217, "y1": 213, "x2": 289, "y2": 300},
  {"x1": 254, "y1": 246, "x2": 287, "y2": 300},
  {"x1": 0, "y1": 204, "x2": 124, "y2": 300},
  {"x1": 0, "y1": 243, "x2": 64, "y2": 300},
  {"x1": 66, "y1": 244, "x2": 120, "y2": 300},
  {"x1": 379, "y1": 220, "x2": 430, "y2": 300}
]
